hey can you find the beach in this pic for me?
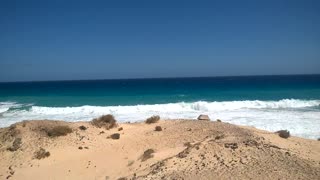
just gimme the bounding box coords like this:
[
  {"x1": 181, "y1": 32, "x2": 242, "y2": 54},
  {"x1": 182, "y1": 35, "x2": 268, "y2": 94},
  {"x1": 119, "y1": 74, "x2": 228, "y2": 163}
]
[{"x1": 1, "y1": 118, "x2": 319, "y2": 179}]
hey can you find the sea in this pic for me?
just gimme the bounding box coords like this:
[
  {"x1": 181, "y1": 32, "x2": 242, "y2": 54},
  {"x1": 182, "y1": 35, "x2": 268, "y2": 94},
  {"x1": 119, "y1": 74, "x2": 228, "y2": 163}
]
[{"x1": 0, "y1": 75, "x2": 319, "y2": 139}]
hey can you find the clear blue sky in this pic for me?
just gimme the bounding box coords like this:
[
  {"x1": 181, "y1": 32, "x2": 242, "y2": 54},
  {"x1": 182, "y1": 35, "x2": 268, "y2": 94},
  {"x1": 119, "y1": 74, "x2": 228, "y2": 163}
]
[{"x1": 0, "y1": 0, "x2": 319, "y2": 82}]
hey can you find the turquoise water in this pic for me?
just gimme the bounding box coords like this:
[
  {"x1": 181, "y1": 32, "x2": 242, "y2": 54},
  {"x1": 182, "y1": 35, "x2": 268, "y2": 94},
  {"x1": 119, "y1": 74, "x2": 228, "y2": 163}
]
[
  {"x1": 1, "y1": 75, "x2": 320, "y2": 106},
  {"x1": 0, "y1": 75, "x2": 320, "y2": 139}
]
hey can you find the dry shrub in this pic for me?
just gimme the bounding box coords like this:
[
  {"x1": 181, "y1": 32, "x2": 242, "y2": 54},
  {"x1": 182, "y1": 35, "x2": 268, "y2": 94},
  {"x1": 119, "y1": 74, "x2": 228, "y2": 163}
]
[
  {"x1": 91, "y1": 115, "x2": 117, "y2": 129},
  {"x1": 0, "y1": 124, "x2": 20, "y2": 143},
  {"x1": 215, "y1": 134, "x2": 225, "y2": 140},
  {"x1": 155, "y1": 126, "x2": 162, "y2": 131},
  {"x1": 45, "y1": 125, "x2": 73, "y2": 137},
  {"x1": 276, "y1": 130, "x2": 290, "y2": 139},
  {"x1": 145, "y1": 115, "x2": 160, "y2": 124},
  {"x1": 224, "y1": 143, "x2": 238, "y2": 150},
  {"x1": 141, "y1": 149, "x2": 155, "y2": 161},
  {"x1": 79, "y1": 125, "x2": 87, "y2": 131},
  {"x1": 184, "y1": 142, "x2": 191, "y2": 147},
  {"x1": 34, "y1": 148, "x2": 50, "y2": 159},
  {"x1": 7, "y1": 138, "x2": 22, "y2": 151},
  {"x1": 110, "y1": 133, "x2": 120, "y2": 140},
  {"x1": 117, "y1": 178, "x2": 127, "y2": 180}
]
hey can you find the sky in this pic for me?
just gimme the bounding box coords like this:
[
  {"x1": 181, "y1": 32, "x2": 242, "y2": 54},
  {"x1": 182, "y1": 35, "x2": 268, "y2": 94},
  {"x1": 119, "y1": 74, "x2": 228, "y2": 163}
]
[{"x1": 0, "y1": 0, "x2": 319, "y2": 82}]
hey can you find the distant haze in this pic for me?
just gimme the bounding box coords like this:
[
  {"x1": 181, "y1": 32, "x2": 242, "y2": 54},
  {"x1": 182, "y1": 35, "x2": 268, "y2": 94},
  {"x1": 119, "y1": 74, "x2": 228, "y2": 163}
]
[{"x1": 1, "y1": 0, "x2": 320, "y2": 82}]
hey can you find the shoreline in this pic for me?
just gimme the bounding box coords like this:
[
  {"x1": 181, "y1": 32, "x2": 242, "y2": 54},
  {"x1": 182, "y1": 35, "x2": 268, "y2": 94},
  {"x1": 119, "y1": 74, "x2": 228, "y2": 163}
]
[{"x1": 1, "y1": 118, "x2": 320, "y2": 179}]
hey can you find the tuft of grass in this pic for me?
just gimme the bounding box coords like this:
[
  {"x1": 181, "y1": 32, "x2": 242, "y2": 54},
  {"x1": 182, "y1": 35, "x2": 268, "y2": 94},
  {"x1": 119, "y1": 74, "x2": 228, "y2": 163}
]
[
  {"x1": 141, "y1": 149, "x2": 155, "y2": 161},
  {"x1": 46, "y1": 126, "x2": 73, "y2": 137},
  {"x1": 91, "y1": 115, "x2": 117, "y2": 130},
  {"x1": 145, "y1": 115, "x2": 160, "y2": 124},
  {"x1": 34, "y1": 148, "x2": 50, "y2": 159},
  {"x1": 276, "y1": 130, "x2": 290, "y2": 139},
  {"x1": 155, "y1": 126, "x2": 162, "y2": 131}
]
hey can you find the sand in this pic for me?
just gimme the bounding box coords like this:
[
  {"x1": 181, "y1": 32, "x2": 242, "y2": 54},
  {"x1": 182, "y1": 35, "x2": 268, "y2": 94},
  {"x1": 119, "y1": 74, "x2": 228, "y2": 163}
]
[{"x1": 0, "y1": 119, "x2": 319, "y2": 179}]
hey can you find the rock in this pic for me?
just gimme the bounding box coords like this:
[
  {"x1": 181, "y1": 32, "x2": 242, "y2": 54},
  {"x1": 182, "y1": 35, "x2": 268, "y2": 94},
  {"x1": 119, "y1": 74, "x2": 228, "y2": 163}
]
[
  {"x1": 197, "y1": 115, "x2": 210, "y2": 121},
  {"x1": 155, "y1": 126, "x2": 162, "y2": 131},
  {"x1": 118, "y1": 127, "x2": 123, "y2": 131},
  {"x1": 275, "y1": 130, "x2": 290, "y2": 139}
]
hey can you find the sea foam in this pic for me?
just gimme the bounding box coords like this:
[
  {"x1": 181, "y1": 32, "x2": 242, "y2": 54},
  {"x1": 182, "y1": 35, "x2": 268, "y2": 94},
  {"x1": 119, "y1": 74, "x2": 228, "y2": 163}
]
[{"x1": 0, "y1": 99, "x2": 319, "y2": 139}]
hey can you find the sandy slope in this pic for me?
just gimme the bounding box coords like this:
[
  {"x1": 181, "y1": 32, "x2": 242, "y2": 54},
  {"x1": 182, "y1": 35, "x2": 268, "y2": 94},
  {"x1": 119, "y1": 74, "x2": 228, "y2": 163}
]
[{"x1": 0, "y1": 119, "x2": 319, "y2": 180}]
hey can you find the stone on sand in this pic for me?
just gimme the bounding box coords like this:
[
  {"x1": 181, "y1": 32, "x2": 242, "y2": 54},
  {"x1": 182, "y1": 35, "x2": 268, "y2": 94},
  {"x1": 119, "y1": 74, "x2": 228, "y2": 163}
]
[{"x1": 197, "y1": 114, "x2": 210, "y2": 121}]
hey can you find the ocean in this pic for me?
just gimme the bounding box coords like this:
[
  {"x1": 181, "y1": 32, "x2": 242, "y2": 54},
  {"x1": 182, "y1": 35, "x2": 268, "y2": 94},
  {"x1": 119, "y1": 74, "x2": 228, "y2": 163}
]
[{"x1": 0, "y1": 75, "x2": 319, "y2": 139}]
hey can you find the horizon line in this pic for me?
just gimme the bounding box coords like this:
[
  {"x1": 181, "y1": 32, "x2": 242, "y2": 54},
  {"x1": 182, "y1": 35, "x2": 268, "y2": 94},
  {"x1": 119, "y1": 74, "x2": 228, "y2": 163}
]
[{"x1": 0, "y1": 73, "x2": 319, "y2": 83}]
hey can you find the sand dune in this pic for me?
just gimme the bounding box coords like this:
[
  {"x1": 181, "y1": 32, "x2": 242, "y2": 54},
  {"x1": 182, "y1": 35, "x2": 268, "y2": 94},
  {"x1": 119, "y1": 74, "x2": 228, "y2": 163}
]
[{"x1": 1, "y1": 119, "x2": 319, "y2": 180}]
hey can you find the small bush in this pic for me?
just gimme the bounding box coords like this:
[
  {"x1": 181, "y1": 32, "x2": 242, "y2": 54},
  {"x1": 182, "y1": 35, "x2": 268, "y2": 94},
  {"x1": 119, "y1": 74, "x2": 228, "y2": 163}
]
[
  {"x1": 46, "y1": 126, "x2": 73, "y2": 137},
  {"x1": 216, "y1": 119, "x2": 222, "y2": 122},
  {"x1": 141, "y1": 149, "x2": 155, "y2": 161},
  {"x1": 145, "y1": 115, "x2": 160, "y2": 124},
  {"x1": 110, "y1": 133, "x2": 120, "y2": 140},
  {"x1": 91, "y1": 114, "x2": 117, "y2": 129},
  {"x1": 34, "y1": 148, "x2": 50, "y2": 159},
  {"x1": 155, "y1": 126, "x2": 162, "y2": 131},
  {"x1": 79, "y1": 125, "x2": 87, "y2": 131},
  {"x1": 276, "y1": 130, "x2": 290, "y2": 139},
  {"x1": 215, "y1": 134, "x2": 225, "y2": 140},
  {"x1": 7, "y1": 138, "x2": 22, "y2": 151},
  {"x1": 118, "y1": 127, "x2": 123, "y2": 131}
]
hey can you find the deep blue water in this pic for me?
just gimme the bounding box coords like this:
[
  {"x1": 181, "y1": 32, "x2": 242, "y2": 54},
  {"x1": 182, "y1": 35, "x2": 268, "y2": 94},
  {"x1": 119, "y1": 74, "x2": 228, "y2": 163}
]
[{"x1": 1, "y1": 75, "x2": 320, "y2": 106}]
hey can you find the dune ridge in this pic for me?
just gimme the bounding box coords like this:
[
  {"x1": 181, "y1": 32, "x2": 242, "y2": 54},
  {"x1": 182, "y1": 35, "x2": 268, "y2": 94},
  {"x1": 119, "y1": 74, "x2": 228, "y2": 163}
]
[{"x1": 0, "y1": 119, "x2": 319, "y2": 179}]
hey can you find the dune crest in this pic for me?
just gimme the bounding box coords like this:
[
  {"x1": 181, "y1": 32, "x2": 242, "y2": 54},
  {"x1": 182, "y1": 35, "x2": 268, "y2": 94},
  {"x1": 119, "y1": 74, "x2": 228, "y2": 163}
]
[{"x1": 0, "y1": 119, "x2": 319, "y2": 179}]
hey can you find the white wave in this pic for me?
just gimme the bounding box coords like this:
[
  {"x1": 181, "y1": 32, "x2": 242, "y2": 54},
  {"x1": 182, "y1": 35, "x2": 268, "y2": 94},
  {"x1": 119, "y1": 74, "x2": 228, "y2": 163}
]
[
  {"x1": 0, "y1": 102, "x2": 23, "y2": 113},
  {"x1": 29, "y1": 99, "x2": 320, "y2": 114},
  {"x1": 0, "y1": 99, "x2": 319, "y2": 139},
  {"x1": 0, "y1": 108, "x2": 9, "y2": 114}
]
